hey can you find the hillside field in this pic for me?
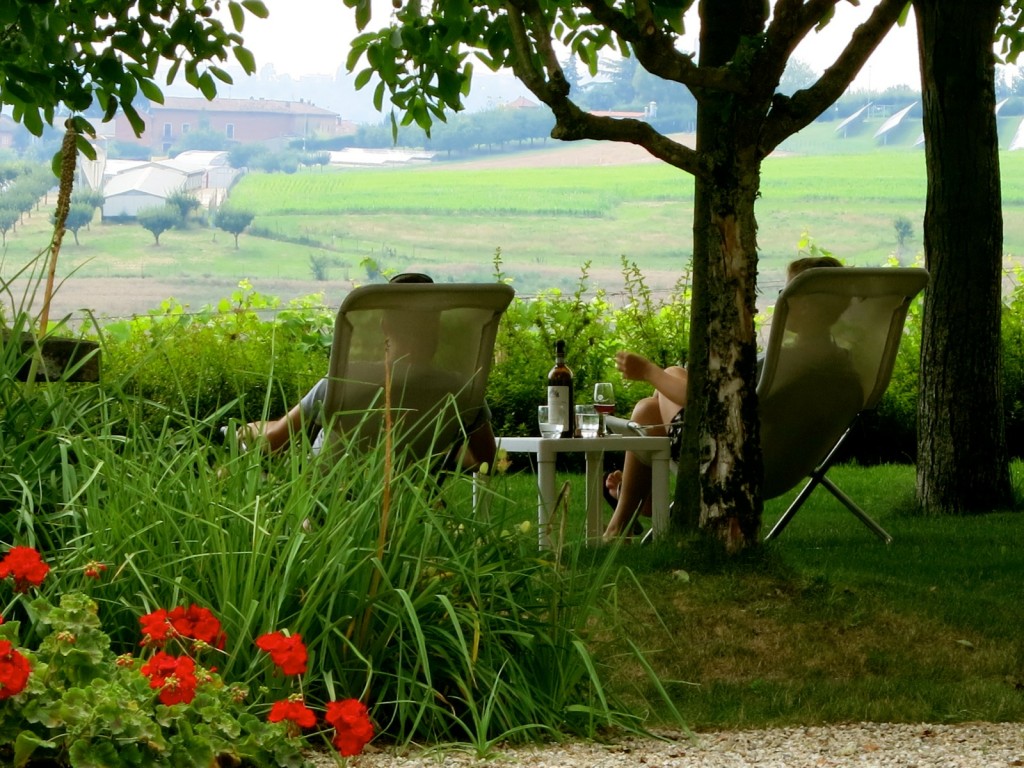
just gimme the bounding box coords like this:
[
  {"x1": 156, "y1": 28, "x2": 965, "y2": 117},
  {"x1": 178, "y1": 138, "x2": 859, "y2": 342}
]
[{"x1": 4, "y1": 123, "x2": 1024, "y2": 322}]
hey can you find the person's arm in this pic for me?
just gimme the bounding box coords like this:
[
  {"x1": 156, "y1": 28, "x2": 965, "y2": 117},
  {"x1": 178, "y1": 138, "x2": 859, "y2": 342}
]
[
  {"x1": 238, "y1": 403, "x2": 305, "y2": 453},
  {"x1": 615, "y1": 351, "x2": 688, "y2": 408}
]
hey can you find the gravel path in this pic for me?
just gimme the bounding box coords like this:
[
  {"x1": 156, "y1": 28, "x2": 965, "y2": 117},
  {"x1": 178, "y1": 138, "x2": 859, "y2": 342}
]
[{"x1": 323, "y1": 723, "x2": 1024, "y2": 767}]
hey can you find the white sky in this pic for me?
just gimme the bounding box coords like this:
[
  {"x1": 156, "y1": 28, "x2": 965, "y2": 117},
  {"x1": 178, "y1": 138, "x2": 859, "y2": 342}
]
[{"x1": 235, "y1": 0, "x2": 922, "y2": 91}]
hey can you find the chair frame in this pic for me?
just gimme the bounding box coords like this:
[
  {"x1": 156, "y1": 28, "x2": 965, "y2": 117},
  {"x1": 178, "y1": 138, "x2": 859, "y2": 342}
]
[
  {"x1": 607, "y1": 267, "x2": 929, "y2": 544},
  {"x1": 318, "y1": 282, "x2": 514, "y2": 466},
  {"x1": 759, "y1": 267, "x2": 929, "y2": 542}
]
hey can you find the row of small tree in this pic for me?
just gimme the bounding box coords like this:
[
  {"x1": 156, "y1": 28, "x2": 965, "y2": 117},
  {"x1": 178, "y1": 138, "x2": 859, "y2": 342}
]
[
  {"x1": 0, "y1": 164, "x2": 52, "y2": 245},
  {"x1": 136, "y1": 192, "x2": 255, "y2": 248},
  {"x1": 1, "y1": 160, "x2": 255, "y2": 249}
]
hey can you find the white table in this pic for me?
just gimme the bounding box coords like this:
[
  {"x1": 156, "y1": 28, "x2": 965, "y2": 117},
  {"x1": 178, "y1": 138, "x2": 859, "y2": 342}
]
[{"x1": 495, "y1": 435, "x2": 672, "y2": 548}]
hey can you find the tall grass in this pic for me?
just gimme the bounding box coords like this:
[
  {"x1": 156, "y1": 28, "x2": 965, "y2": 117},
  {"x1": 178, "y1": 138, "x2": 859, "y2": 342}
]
[{"x1": 0, "y1": 334, "x2": 676, "y2": 748}]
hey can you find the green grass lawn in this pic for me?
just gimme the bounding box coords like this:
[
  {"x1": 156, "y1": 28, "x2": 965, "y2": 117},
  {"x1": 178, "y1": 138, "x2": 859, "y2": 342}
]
[{"x1": 480, "y1": 461, "x2": 1024, "y2": 730}]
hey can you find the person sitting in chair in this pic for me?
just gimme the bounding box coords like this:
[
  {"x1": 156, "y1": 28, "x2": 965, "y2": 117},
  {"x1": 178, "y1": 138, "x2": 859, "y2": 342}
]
[
  {"x1": 237, "y1": 272, "x2": 496, "y2": 474},
  {"x1": 602, "y1": 255, "x2": 845, "y2": 540}
]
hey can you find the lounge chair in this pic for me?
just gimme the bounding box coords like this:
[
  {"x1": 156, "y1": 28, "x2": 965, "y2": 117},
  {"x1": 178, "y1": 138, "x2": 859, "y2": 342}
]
[
  {"x1": 759, "y1": 266, "x2": 928, "y2": 541},
  {"x1": 608, "y1": 267, "x2": 929, "y2": 543},
  {"x1": 317, "y1": 282, "x2": 514, "y2": 469}
]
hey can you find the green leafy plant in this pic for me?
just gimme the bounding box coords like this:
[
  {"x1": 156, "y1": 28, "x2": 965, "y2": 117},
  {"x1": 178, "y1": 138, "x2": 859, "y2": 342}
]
[{"x1": 0, "y1": 548, "x2": 316, "y2": 767}]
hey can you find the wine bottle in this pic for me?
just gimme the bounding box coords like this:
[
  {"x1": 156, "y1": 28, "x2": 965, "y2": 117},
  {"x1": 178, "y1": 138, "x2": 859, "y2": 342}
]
[{"x1": 546, "y1": 339, "x2": 575, "y2": 438}]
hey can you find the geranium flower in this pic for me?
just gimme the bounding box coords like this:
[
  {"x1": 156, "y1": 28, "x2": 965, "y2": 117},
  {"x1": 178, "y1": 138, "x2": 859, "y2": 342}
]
[
  {"x1": 168, "y1": 605, "x2": 226, "y2": 650},
  {"x1": 140, "y1": 651, "x2": 198, "y2": 706},
  {"x1": 324, "y1": 698, "x2": 374, "y2": 756},
  {"x1": 139, "y1": 608, "x2": 172, "y2": 646},
  {"x1": 268, "y1": 695, "x2": 317, "y2": 730},
  {"x1": 0, "y1": 546, "x2": 50, "y2": 592},
  {"x1": 255, "y1": 631, "x2": 307, "y2": 676},
  {"x1": 0, "y1": 639, "x2": 32, "y2": 700},
  {"x1": 83, "y1": 562, "x2": 107, "y2": 579}
]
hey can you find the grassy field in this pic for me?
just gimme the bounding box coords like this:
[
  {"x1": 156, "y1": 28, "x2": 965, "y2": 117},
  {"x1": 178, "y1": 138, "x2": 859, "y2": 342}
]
[
  {"x1": 482, "y1": 461, "x2": 1024, "y2": 730},
  {"x1": 4, "y1": 123, "x2": 1024, "y2": 320}
]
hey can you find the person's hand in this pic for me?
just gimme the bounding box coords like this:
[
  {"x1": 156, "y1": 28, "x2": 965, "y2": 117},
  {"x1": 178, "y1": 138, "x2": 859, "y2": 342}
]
[
  {"x1": 614, "y1": 351, "x2": 655, "y2": 383},
  {"x1": 236, "y1": 422, "x2": 266, "y2": 451}
]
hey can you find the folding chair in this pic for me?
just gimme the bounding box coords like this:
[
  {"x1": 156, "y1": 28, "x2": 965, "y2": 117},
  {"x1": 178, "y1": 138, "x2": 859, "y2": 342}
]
[
  {"x1": 606, "y1": 267, "x2": 928, "y2": 544},
  {"x1": 317, "y1": 282, "x2": 514, "y2": 469},
  {"x1": 760, "y1": 267, "x2": 929, "y2": 542}
]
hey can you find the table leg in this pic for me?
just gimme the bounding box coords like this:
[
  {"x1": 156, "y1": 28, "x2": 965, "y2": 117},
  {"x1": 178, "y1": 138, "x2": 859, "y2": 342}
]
[
  {"x1": 650, "y1": 450, "x2": 670, "y2": 539},
  {"x1": 584, "y1": 450, "x2": 605, "y2": 544},
  {"x1": 536, "y1": 449, "x2": 556, "y2": 550}
]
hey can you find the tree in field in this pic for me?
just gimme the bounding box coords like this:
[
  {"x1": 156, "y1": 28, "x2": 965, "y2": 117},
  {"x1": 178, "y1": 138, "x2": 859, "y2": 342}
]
[
  {"x1": 0, "y1": 205, "x2": 19, "y2": 246},
  {"x1": 893, "y1": 215, "x2": 913, "y2": 256},
  {"x1": 0, "y1": 0, "x2": 267, "y2": 157},
  {"x1": 779, "y1": 58, "x2": 820, "y2": 96},
  {"x1": 60, "y1": 203, "x2": 95, "y2": 246},
  {"x1": 137, "y1": 205, "x2": 182, "y2": 246},
  {"x1": 912, "y1": 1, "x2": 1017, "y2": 513},
  {"x1": 216, "y1": 207, "x2": 255, "y2": 249},
  {"x1": 166, "y1": 188, "x2": 202, "y2": 224},
  {"x1": 346, "y1": 0, "x2": 907, "y2": 550}
]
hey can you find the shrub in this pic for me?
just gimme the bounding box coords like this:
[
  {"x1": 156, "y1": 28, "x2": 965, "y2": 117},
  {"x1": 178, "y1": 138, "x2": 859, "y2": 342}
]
[{"x1": 99, "y1": 281, "x2": 332, "y2": 433}]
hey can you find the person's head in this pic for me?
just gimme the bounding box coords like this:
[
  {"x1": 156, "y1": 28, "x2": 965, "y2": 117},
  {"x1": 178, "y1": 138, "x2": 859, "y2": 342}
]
[
  {"x1": 786, "y1": 255, "x2": 842, "y2": 283},
  {"x1": 785, "y1": 256, "x2": 847, "y2": 336},
  {"x1": 389, "y1": 272, "x2": 433, "y2": 285}
]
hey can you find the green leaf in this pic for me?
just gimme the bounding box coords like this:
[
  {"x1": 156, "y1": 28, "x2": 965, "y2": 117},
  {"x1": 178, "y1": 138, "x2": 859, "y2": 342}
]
[
  {"x1": 138, "y1": 77, "x2": 164, "y2": 103},
  {"x1": 209, "y1": 65, "x2": 233, "y2": 85},
  {"x1": 241, "y1": 0, "x2": 269, "y2": 19},
  {"x1": 229, "y1": 1, "x2": 244, "y2": 30},
  {"x1": 23, "y1": 104, "x2": 44, "y2": 136},
  {"x1": 355, "y1": 0, "x2": 371, "y2": 30},
  {"x1": 76, "y1": 134, "x2": 98, "y2": 161},
  {"x1": 166, "y1": 59, "x2": 181, "y2": 84},
  {"x1": 354, "y1": 67, "x2": 374, "y2": 90},
  {"x1": 233, "y1": 45, "x2": 256, "y2": 75},
  {"x1": 15, "y1": 730, "x2": 57, "y2": 767},
  {"x1": 124, "y1": 103, "x2": 147, "y2": 137},
  {"x1": 198, "y1": 71, "x2": 217, "y2": 100}
]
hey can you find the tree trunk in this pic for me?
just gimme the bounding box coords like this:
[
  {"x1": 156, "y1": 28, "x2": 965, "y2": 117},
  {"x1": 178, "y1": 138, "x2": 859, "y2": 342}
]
[
  {"x1": 914, "y1": 0, "x2": 1011, "y2": 512},
  {"x1": 674, "y1": 0, "x2": 766, "y2": 551}
]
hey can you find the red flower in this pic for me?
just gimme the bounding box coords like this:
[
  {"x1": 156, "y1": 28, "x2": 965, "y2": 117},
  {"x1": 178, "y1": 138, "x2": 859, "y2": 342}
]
[
  {"x1": 0, "y1": 547, "x2": 50, "y2": 592},
  {"x1": 168, "y1": 605, "x2": 226, "y2": 650},
  {"x1": 268, "y1": 695, "x2": 317, "y2": 729},
  {"x1": 83, "y1": 562, "x2": 107, "y2": 580},
  {"x1": 139, "y1": 608, "x2": 172, "y2": 646},
  {"x1": 139, "y1": 605, "x2": 226, "y2": 650},
  {"x1": 255, "y1": 631, "x2": 307, "y2": 676},
  {"x1": 0, "y1": 639, "x2": 30, "y2": 700},
  {"x1": 140, "y1": 651, "x2": 198, "y2": 706},
  {"x1": 325, "y1": 699, "x2": 374, "y2": 756}
]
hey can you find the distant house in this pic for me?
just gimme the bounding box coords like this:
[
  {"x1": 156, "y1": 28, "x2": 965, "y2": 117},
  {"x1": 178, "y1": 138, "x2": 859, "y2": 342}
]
[
  {"x1": 102, "y1": 163, "x2": 202, "y2": 218},
  {"x1": 588, "y1": 102, "x2": 658, "y2": 121},
  {"x1": 81, "y1": 145, "x2": 241, "y2": 218},
  {"x1": 505, "y1": 96, "x2": 541, "y2": 110},
  {"x1": 0, "y1": 114, "x2": 17, "y2": 149},
  {"x1": 113, "y1": 96, "x2": 348, "y2": 153},
  {"x1": 162, "y1": 150, "x2": 239, "y2": 190}
]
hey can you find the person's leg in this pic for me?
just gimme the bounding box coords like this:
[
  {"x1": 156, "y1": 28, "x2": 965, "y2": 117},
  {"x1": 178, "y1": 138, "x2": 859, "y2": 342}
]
[
  {"x1": 603, "y1": 395, "x2": 663, "y2": 539},
  {"x1": 459, "y1": 421, "x2": 496, "y2": 473}
]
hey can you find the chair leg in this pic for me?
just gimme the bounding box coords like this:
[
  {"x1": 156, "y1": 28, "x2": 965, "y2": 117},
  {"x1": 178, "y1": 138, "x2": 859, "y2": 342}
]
[
  {"x1": 818, "y1": 475, "x2": 892, "y2": 544},
  {"x1": 763, "y1": 421, "x2": 892, "y2": 544}
]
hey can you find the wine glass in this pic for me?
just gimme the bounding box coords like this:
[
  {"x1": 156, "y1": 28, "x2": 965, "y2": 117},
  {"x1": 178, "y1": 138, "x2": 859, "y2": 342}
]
[{"x1": 592, "y1": 382, "x2": 615, "y2": 435}]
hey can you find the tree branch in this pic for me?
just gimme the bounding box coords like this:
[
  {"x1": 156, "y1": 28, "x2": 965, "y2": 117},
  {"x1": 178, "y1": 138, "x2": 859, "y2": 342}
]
[
  {"x1": 579, "y1": 0, "x2": 745, "y2": 95},
  {"x1": 502, "y1": 0, "x2": 708, "y2": 178},
  {"x1": 760, "y1": 0, "x2": 910, "y2": 153}
]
